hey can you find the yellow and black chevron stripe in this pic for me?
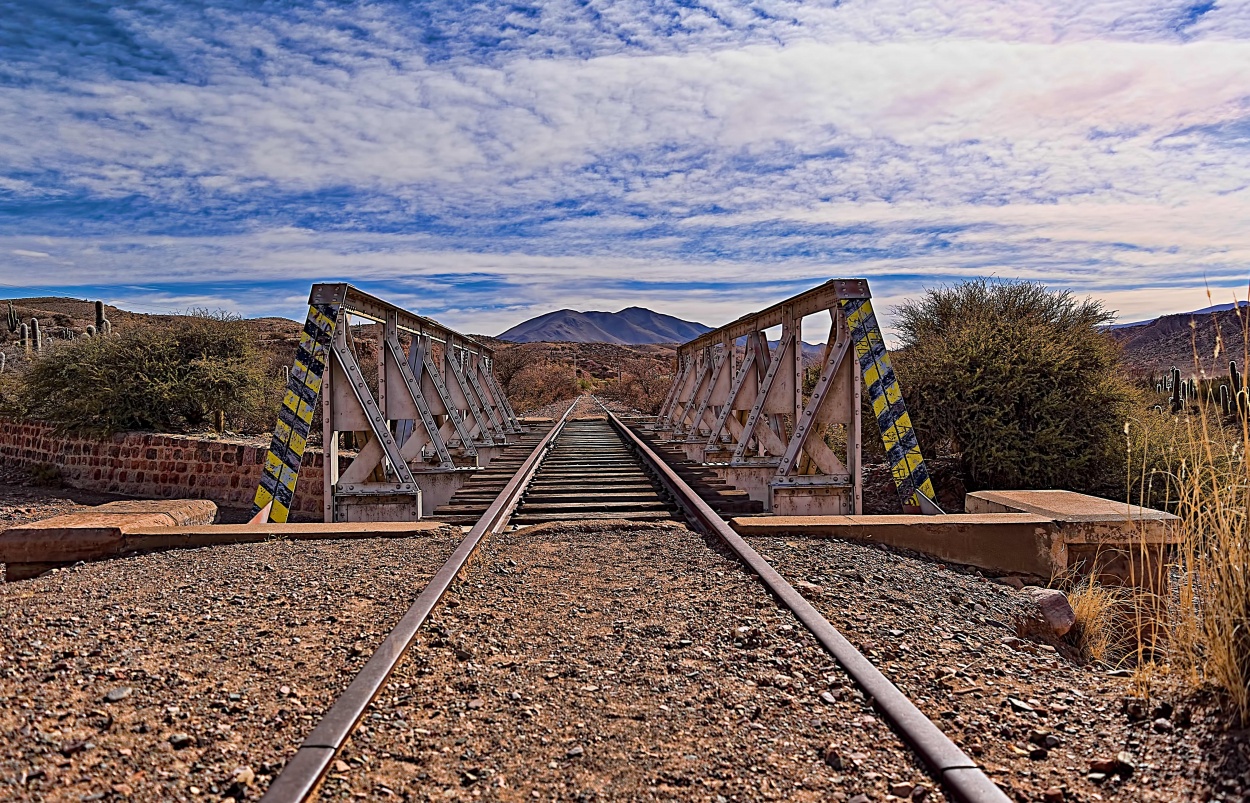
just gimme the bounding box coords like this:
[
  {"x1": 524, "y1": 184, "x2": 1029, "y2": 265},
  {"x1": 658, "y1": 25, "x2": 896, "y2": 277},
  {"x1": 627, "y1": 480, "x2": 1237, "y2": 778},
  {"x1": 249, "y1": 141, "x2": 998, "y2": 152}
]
[
  {"x1": 839, "y1": 297, "x2": 939, "y2": 514},
  {"x1": 251, "y1": 302, "x2": 340, "y2": 523}
]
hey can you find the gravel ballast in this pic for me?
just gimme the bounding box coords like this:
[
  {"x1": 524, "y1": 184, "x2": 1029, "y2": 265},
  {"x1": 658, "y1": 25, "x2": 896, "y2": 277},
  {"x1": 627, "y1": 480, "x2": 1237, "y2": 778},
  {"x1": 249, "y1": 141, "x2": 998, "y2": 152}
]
[
  {"x1": 746, "y1": 535, "x2": 1248, "y2": 803},
  {"x1": 0, "y1": 532, "x2": 461, "y2": 802},
  {"x1": 324, "y1": 521, "x2": 946, "y2": 802}
]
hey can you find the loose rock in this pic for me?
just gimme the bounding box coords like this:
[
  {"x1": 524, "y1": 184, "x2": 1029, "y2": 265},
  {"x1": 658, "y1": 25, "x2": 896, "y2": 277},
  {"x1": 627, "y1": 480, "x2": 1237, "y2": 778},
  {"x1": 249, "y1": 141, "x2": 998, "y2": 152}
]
[{"x1": 1021, "y1": 586, "x2": 1076, "y2": 637}]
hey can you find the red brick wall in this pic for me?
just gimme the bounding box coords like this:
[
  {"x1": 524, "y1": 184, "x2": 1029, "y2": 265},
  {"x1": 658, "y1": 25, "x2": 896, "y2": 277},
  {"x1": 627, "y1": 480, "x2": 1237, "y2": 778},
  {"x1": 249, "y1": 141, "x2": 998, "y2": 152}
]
[{"x1": 0, "y1": 420, "x2": 325, "y2": 517}]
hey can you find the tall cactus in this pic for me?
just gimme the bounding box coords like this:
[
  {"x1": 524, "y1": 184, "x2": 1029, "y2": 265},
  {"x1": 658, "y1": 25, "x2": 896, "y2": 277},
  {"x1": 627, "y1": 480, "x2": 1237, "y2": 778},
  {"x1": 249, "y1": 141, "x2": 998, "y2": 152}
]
[
  {"x1": 1170, "y1": 366, "x2": 1182, "y2": 413},
  {"x1": 19, "y1": 322, "x2": 28, "y2": 355},
  {"x1": 1221, "y1": 384, "x2": 1231, "y2": 416},
  {"x1": 0, "y1": 352, "x2": 5, "y2": 374},
  {"x1": 1233, "y1": 360, "x2": 1243, "y2": 394},
  {"x1": 29, "y1": 318, "x2": 41, "y2": 354},
  {"x1": 5, "y1": 300, "x2": 17, "y2": 334},
  {"x1": 94, "y1": 300, "x2": 112, "y2": 336}
]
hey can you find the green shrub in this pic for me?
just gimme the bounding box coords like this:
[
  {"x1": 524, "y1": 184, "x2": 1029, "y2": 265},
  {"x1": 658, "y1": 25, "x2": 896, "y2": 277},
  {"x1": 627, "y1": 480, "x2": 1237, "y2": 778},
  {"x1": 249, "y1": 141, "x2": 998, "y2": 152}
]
[
  {"x1": 892, "y1": 279, "x2": 1138, "y2": 492},
  {"x1": 16, "y1": 313, "x2": 272, "y2": 435}
]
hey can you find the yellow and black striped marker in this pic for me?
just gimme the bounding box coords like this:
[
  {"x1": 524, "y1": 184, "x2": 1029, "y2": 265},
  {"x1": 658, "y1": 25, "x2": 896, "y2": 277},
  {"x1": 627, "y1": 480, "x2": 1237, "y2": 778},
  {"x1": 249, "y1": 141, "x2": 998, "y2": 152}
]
[
  {"x1": 839, "y1": 297, "x2": 941, "y2": 514},
  {"x1": 251, "y1": 302, "x2": 341, "y2": 523}
]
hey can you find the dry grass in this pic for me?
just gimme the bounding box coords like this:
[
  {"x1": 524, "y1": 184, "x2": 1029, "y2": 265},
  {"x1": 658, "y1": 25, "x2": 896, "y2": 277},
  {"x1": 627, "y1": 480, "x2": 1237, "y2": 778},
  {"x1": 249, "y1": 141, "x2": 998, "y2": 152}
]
[
  {"x1": 1066, "y1": 578, "x2": 1133, "y2": 664},
  {"x1": 1120, "y1": 297, "x2": 1250, "y2": 720}
]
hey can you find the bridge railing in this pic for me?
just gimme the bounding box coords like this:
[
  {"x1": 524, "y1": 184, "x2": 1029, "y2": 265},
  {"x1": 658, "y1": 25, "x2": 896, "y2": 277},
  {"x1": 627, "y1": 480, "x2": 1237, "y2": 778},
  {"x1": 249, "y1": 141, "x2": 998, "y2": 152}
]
[
  {"x1": 252, "y1": 282, "x2": 520, "y2": 524},
  {"x1": 656, "y1": 278, "x2": 940, "y2": 516}
]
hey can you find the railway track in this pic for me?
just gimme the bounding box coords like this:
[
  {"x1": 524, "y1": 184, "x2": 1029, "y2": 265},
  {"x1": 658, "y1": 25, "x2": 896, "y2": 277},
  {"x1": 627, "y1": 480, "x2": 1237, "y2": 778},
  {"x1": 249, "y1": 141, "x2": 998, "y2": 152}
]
[
  {"x1": 511, "y1": 418, "x2": 678, "y2": 524},
  {"x1": 261, "y1": 397, "x2": 1010, "y2": 803}
]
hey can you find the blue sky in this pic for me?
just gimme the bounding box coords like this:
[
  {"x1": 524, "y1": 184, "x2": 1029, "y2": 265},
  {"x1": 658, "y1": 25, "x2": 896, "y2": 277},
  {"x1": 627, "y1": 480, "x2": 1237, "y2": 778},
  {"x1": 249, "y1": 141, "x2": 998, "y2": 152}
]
[{"x1": 2, "y1": 1, "x2": 1250, "y2": 338}]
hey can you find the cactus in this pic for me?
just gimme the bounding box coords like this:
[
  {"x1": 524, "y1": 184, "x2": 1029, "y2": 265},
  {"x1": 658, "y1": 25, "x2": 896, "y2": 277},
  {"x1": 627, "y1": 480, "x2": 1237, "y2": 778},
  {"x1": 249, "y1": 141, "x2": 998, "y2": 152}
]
[
  {"x1": 100, "y1": 318, "x2": 112, "y2": 336},
  {"x1": 1222, "y1": 384, "x2": 1231, "y2": 416},
  {"x1": 1171, "y1": 367, "x2": 1182, "y2": 413},
  {"x1": 85, "y1": 324, "x2": 96, "y2": 337},
  {"x1": 0, "y1": 352, "x2": 5, "y2": 374},
  {"x1": 94, "y1": 300, "x2": 105, "y2": 331},
  {"x1": 1233, "y1": 360, "x2": 1243, "y2": 394},
  {"x1": 5, "y1": 300, "x2": 17, "y2": 334},
  {"x1": 29, "y1": 318, "x2": 41, "y2": 354},
  {"x1": 19, "y1": 322, "x2": 28, "y2": 355},
  {"x1": 1240, "y1": 389, "x2": 1249, "y2": 418}
]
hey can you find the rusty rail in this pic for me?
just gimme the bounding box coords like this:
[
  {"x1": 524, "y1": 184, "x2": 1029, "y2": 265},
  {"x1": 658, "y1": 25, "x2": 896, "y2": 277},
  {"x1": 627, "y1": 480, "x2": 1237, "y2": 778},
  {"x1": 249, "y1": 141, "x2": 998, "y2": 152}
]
[
  {"x1": 259, "y1": 399, "x2": 578, "y2": 803},
  {"x1": 603, "y1": 404, "x2": 1011, "y2": 803}
]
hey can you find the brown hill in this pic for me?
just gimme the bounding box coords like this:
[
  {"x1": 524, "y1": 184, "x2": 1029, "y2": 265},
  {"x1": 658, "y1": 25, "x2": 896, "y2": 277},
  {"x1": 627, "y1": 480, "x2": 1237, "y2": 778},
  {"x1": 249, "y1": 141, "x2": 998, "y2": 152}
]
[
  {"x1": 1113, "y1": 308, "x2": 1250, "y2": 378},
  {"x1": 0, "y1": 296, "x2": 303, "y2": 347}
]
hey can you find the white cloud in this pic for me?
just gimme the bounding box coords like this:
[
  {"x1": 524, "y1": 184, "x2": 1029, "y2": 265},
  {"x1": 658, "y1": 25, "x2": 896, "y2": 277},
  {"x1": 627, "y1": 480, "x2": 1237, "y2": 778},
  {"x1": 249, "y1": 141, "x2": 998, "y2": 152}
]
[
  {"x1": 2, "y1": 1, "x2": 1249, "y2": 342},
  {"x1": 3, "y1": 39, "x2": 1249, "y2": 212}
]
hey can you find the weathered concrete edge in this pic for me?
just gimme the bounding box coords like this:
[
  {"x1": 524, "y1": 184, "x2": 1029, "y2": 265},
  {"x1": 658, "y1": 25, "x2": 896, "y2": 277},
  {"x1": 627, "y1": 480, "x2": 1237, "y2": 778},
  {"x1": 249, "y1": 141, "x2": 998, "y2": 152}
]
[
  {"x1": 123, "y1": 521, "x2": 450, "y2": 552},
  {"x1": 2, "y1": 521, "x2": 452, "y2": 581},
  {"x1": 0, "y1": 500, "x2": 219, "y2": 563},
  {"x1": 729, "y1": 513, "x2": 1061, "y2": 578}
]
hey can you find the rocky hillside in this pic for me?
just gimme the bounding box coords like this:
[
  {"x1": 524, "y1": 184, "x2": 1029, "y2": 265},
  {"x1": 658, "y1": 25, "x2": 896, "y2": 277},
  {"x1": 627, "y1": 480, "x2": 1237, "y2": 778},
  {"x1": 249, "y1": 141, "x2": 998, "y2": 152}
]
[
  {"x1": 1113, "y1": 306, "x2": 1250, "y2": 376},
  {"x1": 0, "y1": 297, "x2": 301, "y2": 347}
]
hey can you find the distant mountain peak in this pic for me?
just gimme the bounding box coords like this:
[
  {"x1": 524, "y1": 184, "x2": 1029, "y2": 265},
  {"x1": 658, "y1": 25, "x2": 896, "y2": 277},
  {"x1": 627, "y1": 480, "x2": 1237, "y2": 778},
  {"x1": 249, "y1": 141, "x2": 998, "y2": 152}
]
[
  {"x1": 1112, "y1": 299, "x2": 1250, "y2": 330},
  {"x1": 499, "y1": 306, "x2": 712, "y2": 345}
]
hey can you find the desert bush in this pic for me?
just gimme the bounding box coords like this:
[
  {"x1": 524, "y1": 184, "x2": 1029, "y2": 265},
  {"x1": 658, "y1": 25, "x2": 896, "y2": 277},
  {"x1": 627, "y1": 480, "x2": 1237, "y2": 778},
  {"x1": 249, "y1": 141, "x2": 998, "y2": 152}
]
[
  {"x1": 892, "y1": 279, "x2": 1138, "y2": 492},
  {"x1": 506, "y1": 360, "x2": 579, "y2": 413},
  {"x1": 491, "y1": 344, "x2": 537, "y2": 388},
  {"x1": 597, "y1": 357, "x2": 673, "y2": 414},
  {"x1": 15, "y1": 312, "x2": 272, "y2": 435}
]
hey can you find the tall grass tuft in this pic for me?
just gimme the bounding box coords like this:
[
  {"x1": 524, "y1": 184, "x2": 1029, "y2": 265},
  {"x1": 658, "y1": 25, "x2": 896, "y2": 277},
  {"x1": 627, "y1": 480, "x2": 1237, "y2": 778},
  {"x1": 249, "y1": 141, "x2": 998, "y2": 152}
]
[
  {"x1": 1124, "y1": 296, "x2": 1250, "y2": 720},
  {"x1": 1066, "y1": 579, "x2": 1132, "y2": 664}
]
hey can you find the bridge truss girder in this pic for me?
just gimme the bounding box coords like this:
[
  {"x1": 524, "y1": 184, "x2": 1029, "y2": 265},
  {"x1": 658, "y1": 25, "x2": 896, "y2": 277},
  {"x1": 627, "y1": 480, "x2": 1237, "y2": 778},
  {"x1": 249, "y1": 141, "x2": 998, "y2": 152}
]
[
  {"x1": 252, "y1": 282, "x2": 521, "y2": 524},
  {"x1": 655, "y1": 279, "x2": 939, "y2": 516}
]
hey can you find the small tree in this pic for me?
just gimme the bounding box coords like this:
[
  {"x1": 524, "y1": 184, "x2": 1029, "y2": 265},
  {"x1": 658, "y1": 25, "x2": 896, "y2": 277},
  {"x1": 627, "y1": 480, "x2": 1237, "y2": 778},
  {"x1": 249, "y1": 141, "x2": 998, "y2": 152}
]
[{"x1": 892, "y1": 279, "x2": 1137, "y2": 492}]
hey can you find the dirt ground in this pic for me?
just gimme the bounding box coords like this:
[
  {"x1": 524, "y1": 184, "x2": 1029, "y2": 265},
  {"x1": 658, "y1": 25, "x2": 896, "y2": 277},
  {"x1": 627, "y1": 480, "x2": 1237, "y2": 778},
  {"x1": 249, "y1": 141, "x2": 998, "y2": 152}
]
[
  {"x1": 0, "y1": 463, "x2": 129, "y2": 529},
  {"x1": 0, "y1": 460, "x2": 1245, "y2": 802}
]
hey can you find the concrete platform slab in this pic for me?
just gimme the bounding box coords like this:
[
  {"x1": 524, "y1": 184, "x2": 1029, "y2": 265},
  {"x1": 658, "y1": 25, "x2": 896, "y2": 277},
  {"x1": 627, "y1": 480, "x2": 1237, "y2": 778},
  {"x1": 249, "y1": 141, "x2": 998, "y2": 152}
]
[
  {"x1": 1, "y1": 500, "x2": 449, "y2": 581},
  {"x1": 0, "y1": 499, "x2": 218, "y2": 564},
  {"x1": 965, "y1": 489, "x2": 1177, "y2": 542},
  {"x1": 730, "y1": 513, "x2": 1059, "y2": 578},
  {"x1": 735, "y1": 488, "x2": 1180, "y2": 590}
]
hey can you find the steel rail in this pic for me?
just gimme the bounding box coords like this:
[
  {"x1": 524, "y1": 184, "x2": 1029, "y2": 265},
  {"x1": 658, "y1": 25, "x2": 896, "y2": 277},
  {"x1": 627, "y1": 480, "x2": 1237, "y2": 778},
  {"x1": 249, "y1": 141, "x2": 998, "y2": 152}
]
[
  {"x1": 603, "y1": 405, "x2": 1012, "y2": 803},
  {"x1": 260, "y1": 400, "x2": 579, "y2": 803}
]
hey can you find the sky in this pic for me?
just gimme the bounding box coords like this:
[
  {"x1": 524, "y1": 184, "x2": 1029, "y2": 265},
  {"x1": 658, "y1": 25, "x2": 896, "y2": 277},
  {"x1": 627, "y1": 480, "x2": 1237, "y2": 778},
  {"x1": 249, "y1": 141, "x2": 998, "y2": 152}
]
[{"x1": 2, "y1": 0, "x2": 1250, "y2": 340}]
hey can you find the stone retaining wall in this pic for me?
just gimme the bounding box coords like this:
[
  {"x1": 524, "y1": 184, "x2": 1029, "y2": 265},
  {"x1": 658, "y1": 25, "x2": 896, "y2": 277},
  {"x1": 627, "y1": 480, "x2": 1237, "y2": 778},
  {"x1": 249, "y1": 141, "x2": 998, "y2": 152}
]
[{"x1": 0, "y1": 420, "x2": 324, "y2": 517}]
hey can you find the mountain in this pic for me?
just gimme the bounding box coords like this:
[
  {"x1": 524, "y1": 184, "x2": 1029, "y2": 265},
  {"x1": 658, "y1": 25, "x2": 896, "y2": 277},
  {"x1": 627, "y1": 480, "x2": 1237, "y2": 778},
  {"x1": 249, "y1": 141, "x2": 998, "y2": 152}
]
[
  {"x1": 1112, "y1": 300, "x2": 1249, "y2": 330},
  {"x1": 1113, "y1": 303, "x2": 1250, "y2": 375},
  {"x1": 499, "y1": 306, "x2": 712, "y2": 345}
]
